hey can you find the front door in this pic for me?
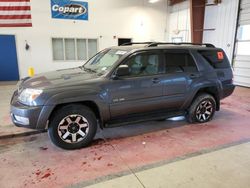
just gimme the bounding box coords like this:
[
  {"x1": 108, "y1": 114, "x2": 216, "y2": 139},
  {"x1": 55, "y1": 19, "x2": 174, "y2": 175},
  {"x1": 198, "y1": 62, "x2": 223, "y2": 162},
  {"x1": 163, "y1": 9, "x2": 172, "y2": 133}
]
[
  {"x1": 0, "y1": 35, "x2": 19, "y2": 81},
  {"x1": 108, "y1": 51, "x2": 165, "y2": 118}
]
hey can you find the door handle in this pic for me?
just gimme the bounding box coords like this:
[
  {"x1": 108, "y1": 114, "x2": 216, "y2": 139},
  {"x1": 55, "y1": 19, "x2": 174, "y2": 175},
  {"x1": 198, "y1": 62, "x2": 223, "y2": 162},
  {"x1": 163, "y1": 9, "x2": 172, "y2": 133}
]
[
  {"x1": 189, "y1": 74, "x2": 199, "y2": 79},
  {"x1": 152, "y1": 78, "x2": 160, "y2": 83}
]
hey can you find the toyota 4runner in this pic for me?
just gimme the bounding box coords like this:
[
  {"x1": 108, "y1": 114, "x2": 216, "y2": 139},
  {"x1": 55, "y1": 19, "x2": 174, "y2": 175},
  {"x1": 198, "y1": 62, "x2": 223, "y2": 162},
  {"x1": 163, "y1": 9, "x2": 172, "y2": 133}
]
[{"x1": 10, "y1": 42, "x2": 235, "y2": 149}]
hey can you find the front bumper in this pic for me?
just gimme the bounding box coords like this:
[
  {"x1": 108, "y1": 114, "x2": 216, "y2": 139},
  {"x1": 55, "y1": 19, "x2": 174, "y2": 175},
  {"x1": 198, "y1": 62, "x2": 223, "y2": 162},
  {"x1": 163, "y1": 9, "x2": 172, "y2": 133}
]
[{"x1": 10, "y1": 90, "x2": 54, "y2": 130}]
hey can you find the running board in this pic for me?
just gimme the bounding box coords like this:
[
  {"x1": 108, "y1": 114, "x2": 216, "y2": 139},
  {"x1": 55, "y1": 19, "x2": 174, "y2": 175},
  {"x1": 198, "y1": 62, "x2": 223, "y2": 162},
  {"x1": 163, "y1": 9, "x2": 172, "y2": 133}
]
[{"x1": 105, "y1": 111, "x2": 185, "y2": 128}]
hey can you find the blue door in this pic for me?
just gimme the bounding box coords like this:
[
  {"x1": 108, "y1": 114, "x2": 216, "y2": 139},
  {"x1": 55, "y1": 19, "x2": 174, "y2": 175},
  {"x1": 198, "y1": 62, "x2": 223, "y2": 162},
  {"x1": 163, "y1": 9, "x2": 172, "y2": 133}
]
[{"x1": 0, "y1": 35, "x2": 19, "y2": 81}]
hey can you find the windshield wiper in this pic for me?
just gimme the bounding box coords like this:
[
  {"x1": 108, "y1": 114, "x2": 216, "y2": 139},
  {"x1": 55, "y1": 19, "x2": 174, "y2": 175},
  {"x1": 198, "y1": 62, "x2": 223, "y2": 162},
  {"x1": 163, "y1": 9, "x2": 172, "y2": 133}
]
[{"x1": 81, "y1": 66, "x2": 97, "y2": 73}]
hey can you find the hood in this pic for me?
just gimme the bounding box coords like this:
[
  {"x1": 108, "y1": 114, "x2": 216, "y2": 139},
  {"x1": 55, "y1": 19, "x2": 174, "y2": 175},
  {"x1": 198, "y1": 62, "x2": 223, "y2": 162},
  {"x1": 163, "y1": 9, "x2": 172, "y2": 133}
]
[{"x1": 21, "y1": 67, "x2": 99, "y2": 90}]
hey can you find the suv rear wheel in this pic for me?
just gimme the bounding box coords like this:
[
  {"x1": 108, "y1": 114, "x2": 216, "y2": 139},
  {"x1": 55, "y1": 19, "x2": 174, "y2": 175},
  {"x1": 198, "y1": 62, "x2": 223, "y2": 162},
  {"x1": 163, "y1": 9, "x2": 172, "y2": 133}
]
[
  {"x1": 48, "y1": 104, "x2": 97, "y2": 149},
  {"x1": 187, "y1": 93, "x2": 216, "y2": 123}
]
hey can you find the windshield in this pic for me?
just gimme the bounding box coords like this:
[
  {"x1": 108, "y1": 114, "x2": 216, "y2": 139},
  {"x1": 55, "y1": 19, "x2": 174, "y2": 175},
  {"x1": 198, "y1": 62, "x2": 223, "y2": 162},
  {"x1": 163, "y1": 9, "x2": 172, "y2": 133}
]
[{"x1": 83, "y1": 49, "x2": 128, "y2": 75}]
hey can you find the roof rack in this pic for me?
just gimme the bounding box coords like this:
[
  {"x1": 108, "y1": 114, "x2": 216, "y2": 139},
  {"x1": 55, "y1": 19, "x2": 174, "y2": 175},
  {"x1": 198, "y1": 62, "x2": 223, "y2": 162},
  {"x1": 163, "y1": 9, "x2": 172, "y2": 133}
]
[
  {"x1": 120, "y1": 42, "x2": 154, "y2": 46},
  {"x1": 147, "y1": 42, "x2": 215, "y2": 48},
  {"x1": 120, "y1": 42, "x2": 215, "y2": 48}
]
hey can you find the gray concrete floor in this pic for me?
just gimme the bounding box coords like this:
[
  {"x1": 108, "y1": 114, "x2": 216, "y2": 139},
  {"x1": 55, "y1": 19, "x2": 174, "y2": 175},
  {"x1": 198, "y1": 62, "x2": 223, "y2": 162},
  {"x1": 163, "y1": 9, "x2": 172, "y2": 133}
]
[{"x1": 85, "y1": 142, "x2": 250, "y2": 188}]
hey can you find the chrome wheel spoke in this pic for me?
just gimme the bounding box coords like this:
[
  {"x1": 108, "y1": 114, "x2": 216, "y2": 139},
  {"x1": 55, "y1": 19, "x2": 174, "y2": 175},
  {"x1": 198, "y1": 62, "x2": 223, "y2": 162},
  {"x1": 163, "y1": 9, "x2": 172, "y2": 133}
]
[
  {"x1": 203, "y1": 101, "x2": 208, "y2": 107},
  {"x1": 206, "y1": 106, "x2": 212, "y2": 110},
  {"x1": 72, "y1": 133, "x2": 77, "y2": 142},
  {"x1": 205, "y1": 111, "x2": 211, "y2": 115},
  {"x1": 196, "y1": 106, "x2": 201, "y2": 113},
  {"x1": 79, "y1": 123, "x2": 88, "y2": 128},
  {"x1": 62, "y1": 131, "x2": 70, "y2": 139},
  {"x1": 202, "y1": 114, "x2": 206, "y2": 121},
  {"x1": 66, "y1": 117, "x2": 73, "y2": 124},
  {"x1": 59, "y1": 125, "x2": 68, "y2": 130},
  {"x1": 201, "y1": 101, "x2": 206, "y2": 106},
  {"x1": 78, "y1": 130, "x2": 86, "y2": 137},
  {"x1": 75, "y1": 116, "x2": 81, "y2": 124}
]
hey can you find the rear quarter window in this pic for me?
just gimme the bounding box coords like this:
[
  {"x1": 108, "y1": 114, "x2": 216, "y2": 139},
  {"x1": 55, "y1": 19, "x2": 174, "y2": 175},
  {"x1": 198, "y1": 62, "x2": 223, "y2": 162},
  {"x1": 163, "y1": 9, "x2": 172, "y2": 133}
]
[
  {"x1": 198, "y1": 50, "x2": 230, "y2": 69},
  {"x1": 164, "y1": 52, "x2": 198, "y2": 73}
]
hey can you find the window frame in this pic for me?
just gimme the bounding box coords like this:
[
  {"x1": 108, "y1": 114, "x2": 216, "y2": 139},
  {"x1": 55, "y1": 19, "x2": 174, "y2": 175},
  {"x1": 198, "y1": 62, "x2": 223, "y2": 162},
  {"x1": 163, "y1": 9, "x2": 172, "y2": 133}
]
[
  {"x1": 51, "y1": 37, "x2": 99, "y2": 62},
  {"x1": 163, "y1": 49, "x2": 199, "y2": 74}
]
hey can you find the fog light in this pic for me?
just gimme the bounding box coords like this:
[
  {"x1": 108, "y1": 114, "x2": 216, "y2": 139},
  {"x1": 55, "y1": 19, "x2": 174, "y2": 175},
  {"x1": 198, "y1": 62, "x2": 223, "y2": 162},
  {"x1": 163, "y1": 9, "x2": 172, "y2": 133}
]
[{"x1": 14, "y1": 115, "x2": 29, "y2": 125}]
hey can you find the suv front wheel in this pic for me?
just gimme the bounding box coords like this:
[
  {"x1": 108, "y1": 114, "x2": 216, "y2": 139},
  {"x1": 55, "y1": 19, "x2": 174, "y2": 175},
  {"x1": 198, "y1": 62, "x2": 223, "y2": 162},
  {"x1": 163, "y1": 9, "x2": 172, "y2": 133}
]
[
  {"x1": 187, "y1": 93, "x2": 216, "y2": 123},
  {"x1": 48, "y1": 104, "x2": 97, "y2": 149}
]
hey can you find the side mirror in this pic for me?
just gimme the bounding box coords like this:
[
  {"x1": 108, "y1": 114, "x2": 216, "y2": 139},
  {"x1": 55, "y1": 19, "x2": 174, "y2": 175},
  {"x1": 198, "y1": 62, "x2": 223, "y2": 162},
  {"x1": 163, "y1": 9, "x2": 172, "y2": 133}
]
[{"x1": 115, "y1": 65, "x2": 129, "y2": 77}]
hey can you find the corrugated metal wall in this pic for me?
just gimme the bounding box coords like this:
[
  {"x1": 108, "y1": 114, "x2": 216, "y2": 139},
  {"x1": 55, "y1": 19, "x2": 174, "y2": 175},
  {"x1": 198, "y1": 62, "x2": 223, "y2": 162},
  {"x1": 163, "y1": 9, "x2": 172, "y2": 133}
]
[
  {"x1": 233, "y1": 0, "x2": 250, "y2": 87},
  {"x1": 203, "y1": 0, "x2": 239, "y2": 62}
]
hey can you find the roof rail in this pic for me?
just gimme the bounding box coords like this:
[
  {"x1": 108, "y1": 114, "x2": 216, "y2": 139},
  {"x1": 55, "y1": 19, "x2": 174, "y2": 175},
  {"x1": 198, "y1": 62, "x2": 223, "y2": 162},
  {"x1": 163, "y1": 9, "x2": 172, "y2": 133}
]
[
  {"x1": 147, "y1": 42, "x2": 215, "y2": 48},
  {"x1": 120, "y1": 42, "x2": 154, "y2": 46}
]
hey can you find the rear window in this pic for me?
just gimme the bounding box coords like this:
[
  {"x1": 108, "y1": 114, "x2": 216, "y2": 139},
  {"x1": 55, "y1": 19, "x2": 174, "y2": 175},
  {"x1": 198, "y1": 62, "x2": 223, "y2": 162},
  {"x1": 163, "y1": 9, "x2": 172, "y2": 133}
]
[
  {"x1": 199, "y1": 50, "x2": 230, "y2": 69},
  {"x1": 165, "y1": 52, "x2": 198, "y2": 73}
]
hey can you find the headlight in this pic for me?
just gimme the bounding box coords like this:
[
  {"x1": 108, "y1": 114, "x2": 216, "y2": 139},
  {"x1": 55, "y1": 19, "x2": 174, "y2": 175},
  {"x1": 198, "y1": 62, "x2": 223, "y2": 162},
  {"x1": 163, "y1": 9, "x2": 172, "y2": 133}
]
[{"x1": 18, "y1": 88, "x2": 43, "y2": 106}]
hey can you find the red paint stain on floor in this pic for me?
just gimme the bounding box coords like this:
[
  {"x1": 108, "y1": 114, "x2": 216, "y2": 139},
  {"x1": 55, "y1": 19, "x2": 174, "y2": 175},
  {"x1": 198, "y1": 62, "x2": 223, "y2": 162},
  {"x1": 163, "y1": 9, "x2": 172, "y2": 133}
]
[
  {"x1": 35, "y1": 170, "x2": 41, "y2": 176},
  {"x1": 41, "y1": 173, "x2": 51, "y2": 179},
  {"x1": 107, "y1": 163, "x2": 113, "y2": 167},
  {"x1": 39, "y1": 147, "x2": 48, "y2": 151}
]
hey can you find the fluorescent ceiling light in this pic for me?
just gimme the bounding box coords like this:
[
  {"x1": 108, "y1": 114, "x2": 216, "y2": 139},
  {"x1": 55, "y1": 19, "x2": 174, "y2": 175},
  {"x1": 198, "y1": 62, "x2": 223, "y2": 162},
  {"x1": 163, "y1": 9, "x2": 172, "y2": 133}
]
[{"x1": 149, "y1": 0, "x2": 160, "y2": 3}]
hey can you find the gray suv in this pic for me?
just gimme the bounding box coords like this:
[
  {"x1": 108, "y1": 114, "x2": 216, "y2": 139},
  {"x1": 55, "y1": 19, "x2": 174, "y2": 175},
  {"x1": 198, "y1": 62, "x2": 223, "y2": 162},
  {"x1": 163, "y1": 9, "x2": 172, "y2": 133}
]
[{"x1": 10, "y1": 42, "x2": 235, "y2": 149}]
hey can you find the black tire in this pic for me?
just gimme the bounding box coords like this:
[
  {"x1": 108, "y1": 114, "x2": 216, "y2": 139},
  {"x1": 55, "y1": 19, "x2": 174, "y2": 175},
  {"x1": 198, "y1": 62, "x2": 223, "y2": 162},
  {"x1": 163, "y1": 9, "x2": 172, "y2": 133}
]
[
  {"x1": 48, "y1": 104, "x2": 97, "y2": 150},
  {"x1": 187, "y1": 93, "x2": 216, "y2": 123}
]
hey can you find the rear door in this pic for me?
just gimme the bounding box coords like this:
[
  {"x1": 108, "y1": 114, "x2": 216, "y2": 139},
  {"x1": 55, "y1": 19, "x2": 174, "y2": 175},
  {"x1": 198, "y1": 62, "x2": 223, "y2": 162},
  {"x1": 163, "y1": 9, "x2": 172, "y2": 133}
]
[
  {"x1": 108, "y1": 51, "x2": 165, "y2": 118},
  {"x1": 160, "y1": 50, "x2": 200, "y2": 110}
]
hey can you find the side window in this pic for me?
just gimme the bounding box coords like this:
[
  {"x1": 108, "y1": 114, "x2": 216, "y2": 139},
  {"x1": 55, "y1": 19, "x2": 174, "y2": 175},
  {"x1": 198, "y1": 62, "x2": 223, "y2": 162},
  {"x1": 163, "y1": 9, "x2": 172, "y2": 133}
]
[
  {"x1": 185, "y1": 54, "x2": 198, "y2": 72},
  {"x1": 165, "y1": 52, "x2": 198, "y2": 73},
  {"x1": 125, "y1": 53, "x2": 161, "y2": 76}
]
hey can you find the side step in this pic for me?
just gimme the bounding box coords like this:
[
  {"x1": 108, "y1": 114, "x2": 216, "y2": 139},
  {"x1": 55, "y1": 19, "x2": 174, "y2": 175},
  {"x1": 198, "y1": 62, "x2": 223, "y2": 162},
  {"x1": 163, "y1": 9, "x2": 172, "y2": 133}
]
[{"x1": 105, "y1": 111, "x2": 185, "y2": 128}]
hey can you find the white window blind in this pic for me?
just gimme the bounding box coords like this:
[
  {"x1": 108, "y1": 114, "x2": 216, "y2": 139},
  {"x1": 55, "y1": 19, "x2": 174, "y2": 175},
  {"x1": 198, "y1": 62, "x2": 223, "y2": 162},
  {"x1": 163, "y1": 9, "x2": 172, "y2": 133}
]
[
  {"x1": 77, "y1": 39, "x2": 87, "y2": 60},
  {"x1": 52, "y1": 38, "x2": 64, "y2": 61},
  {"x1": 88, "y1": 39, "x2": 98, "y2": 58},
  {"x1": 65, "y1": 39, "x2": 76, "y2": 60}
]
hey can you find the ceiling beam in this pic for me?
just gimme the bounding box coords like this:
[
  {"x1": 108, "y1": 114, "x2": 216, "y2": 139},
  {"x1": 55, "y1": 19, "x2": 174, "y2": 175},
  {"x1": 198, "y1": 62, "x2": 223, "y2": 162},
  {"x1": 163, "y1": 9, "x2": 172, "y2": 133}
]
[{"x1": 169, "y1": 0, "x2": 186, "y2": 6}]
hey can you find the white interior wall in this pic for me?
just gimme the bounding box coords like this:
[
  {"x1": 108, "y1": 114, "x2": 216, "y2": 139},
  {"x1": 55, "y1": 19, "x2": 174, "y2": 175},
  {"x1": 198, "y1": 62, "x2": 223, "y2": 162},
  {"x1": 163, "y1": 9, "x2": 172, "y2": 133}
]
[
  {"x1": 168, "y1": 0, "x2": 191, "y2": 42},
  {"x1": 0, "y1": 0, "x2": 169, "y2": 78},
  {"x1": 203, "y1": 0, "x2": 239, "y2": 62}
]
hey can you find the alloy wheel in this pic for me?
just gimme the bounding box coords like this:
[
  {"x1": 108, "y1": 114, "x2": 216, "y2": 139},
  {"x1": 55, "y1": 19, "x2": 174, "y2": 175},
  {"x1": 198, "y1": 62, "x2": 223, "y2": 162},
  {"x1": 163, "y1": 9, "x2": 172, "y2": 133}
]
[
  {"x1": 57, "y1": 114, "x2": 89, "y2": 143},
  {"x1": 195, "y1": 100, "x2": 214, "y2": 122}
]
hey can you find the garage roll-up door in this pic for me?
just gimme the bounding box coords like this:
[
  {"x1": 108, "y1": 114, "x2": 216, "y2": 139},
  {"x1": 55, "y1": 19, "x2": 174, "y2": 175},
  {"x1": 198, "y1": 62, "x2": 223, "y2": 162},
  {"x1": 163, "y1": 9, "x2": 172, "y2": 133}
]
[{"x1": 233, "y1": 0, "x2": 250, "y2": 87}]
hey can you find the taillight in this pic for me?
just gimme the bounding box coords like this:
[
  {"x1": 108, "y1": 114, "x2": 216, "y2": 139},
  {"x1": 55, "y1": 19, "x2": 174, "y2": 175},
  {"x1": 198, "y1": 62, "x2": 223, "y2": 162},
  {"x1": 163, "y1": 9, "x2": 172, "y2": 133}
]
[{"x1": 217, "y1": 51, "x2": 224, "y2": 60}]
